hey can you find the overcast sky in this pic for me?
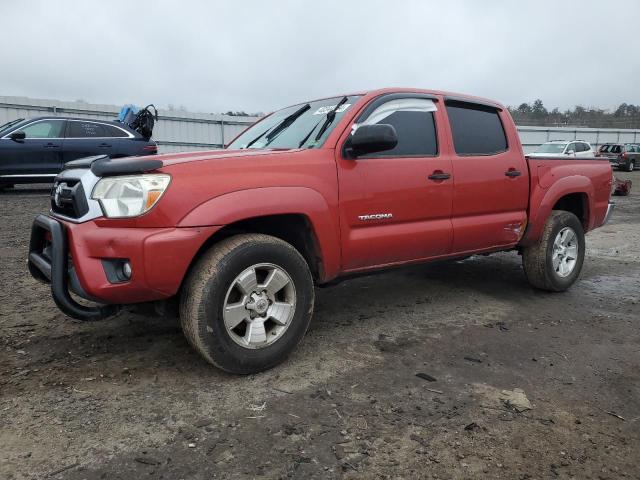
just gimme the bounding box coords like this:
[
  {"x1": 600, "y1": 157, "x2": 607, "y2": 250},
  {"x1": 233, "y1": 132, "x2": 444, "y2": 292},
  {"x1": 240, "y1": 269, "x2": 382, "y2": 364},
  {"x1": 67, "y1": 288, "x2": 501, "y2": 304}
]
[{"x1": 3, "y1": 0, "x2": 639, "y2": 114}]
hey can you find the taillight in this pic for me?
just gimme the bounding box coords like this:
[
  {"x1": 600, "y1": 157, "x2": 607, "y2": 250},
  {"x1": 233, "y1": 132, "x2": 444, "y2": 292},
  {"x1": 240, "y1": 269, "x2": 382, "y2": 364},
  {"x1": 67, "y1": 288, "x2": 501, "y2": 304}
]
[
  {"x1": 621, "y1": 152, "x2": 627, "y2": 159},
  {"x1": 143, "y1": 145, "x2": 158, "y2": 153}
]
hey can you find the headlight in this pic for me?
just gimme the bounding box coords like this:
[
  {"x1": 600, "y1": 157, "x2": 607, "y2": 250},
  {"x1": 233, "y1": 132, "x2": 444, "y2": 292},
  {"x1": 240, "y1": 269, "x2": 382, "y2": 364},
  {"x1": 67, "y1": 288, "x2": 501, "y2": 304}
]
[{"x1": 92, "y1": 174, "x2": 171, "y2": 218}]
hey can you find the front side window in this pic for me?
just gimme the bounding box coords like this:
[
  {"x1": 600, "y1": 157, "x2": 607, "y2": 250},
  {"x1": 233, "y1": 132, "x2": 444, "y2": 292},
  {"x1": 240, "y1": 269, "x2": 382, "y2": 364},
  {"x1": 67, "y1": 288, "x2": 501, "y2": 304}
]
[
  {"x1": 565, "y1": 143, "x2": 577, "y2": 153},
  {"x1": 21, "y1": 120, "x2": 65, "y2": 139},
  {"x1": 66, "y1": 121, "x2": 108, "y2": 138},
  {"x1": 446, "y1": 102, "x2": 507, "y2": 155},
  {"x1": 353, "y1": 97, "x2": 438, "y2": 157},
  {"x1": 227, "y1": 95, "x2": 361, "y2": 150}
]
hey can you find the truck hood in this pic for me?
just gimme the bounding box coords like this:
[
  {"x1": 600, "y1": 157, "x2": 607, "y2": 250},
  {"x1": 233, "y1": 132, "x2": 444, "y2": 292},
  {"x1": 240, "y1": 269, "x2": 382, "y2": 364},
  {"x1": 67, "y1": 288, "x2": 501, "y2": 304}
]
[
  {"x1": 62, "y1": 149, "x2": 298, "y2": 171},
  {"x1": 158, "y1": 148, "x2": 296, "y2": 167}
]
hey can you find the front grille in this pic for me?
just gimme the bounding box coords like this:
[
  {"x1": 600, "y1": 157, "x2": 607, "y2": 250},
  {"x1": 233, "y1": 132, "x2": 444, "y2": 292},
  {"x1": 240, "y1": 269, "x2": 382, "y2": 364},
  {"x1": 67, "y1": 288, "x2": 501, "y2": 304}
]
[{"x1": 50, "y1": 179, "x2": 90, "y2": 219}]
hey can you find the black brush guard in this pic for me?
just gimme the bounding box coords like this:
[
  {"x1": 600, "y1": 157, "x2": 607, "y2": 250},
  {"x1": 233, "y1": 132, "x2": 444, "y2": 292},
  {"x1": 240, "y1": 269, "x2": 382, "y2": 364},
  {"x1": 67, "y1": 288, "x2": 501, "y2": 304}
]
[{"x1": 28, "y1": 214, "x2": 119, "y2": 320}]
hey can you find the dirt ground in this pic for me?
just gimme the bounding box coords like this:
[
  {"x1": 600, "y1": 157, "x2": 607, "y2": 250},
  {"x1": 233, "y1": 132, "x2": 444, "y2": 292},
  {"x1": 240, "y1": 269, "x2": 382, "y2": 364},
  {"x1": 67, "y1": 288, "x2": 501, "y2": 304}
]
[{"x1": 1, "y1": 171, "x2": 638, "y2": 480}]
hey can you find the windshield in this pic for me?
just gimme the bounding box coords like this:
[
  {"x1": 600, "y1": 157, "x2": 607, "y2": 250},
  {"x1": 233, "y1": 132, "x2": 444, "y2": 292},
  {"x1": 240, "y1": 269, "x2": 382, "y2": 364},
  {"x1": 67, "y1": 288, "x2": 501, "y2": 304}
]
[
  {"x1": 227, "y1": 95, "x2": 361, "y2": 150},
  {"x1": 535, "y1": 143, "x2": 567, "y2": 153},
  {"x1": 0, "y1": 118, "x2": 25, "y2": 136}
]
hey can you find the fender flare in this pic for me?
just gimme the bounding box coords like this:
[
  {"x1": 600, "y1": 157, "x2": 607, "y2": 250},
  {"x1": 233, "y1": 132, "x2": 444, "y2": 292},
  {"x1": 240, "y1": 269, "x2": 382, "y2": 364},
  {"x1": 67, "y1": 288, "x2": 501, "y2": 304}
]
[
  {"x1": 522, "y1": 175, "x2": 594, "y2": 245},
  {"x1": 178, "y1": 186, "x2": 341, "y2": 280}
]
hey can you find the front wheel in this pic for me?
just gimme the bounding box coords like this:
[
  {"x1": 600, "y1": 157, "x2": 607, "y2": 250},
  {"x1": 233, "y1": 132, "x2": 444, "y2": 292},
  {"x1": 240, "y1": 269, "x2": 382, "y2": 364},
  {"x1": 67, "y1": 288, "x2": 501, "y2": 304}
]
[
  {"x1": 522, "y1": 211, "x2": 585, "y2": 292},
  {"x1": 627, "y1": 160, "x2": 635, "y2": 172},
  {"x1": 180, "y1": 234, "x2": 314, "y2": 374}
]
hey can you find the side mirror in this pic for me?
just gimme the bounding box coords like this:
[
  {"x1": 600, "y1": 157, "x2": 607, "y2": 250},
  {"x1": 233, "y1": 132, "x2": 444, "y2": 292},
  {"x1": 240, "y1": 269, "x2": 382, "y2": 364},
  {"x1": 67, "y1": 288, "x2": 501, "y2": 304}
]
[
  {"x1": 10, "y1": 131, "x2": 26, "y2": 142},
  {"x1": 566, "y1": 149, "x2": 575, "y2": 155},
  {"x1": 349, "y1": 124, "x2": 398, "y2": 157}
]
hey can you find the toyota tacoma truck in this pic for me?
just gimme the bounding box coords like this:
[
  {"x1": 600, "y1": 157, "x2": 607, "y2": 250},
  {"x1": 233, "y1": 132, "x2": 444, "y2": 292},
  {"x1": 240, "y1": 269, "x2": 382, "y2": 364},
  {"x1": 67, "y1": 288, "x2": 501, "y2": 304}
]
[{"x1": 28, "y1": 88, "x2": 615, "y2": 374}]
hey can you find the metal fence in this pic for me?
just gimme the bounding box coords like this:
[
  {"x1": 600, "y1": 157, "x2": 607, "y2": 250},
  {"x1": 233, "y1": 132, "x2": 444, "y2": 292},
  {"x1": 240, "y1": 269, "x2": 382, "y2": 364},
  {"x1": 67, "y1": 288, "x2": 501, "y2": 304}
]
[
  {"x1": 2, "y1": 96, "x2": 640, "y2": 155},
  {"x1": 0, "y1": 96, "x2": 259, "y2": 153},
  {"x1": 517, "y1": 126, "x2": 640, "y2": 153}
]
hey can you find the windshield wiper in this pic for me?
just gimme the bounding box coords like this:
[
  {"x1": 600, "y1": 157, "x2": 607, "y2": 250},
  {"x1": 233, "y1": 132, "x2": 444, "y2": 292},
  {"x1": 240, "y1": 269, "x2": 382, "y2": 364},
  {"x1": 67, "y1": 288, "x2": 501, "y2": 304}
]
[
  {"x1": 243, "y1": 103, "x2": 311, "y2": 149},
  {"x1": 313, "y1": 96, "x2": 349, "y2": 142},
  {"x1": 298, "y1": 97, "x2": 350, "y2": 148}
]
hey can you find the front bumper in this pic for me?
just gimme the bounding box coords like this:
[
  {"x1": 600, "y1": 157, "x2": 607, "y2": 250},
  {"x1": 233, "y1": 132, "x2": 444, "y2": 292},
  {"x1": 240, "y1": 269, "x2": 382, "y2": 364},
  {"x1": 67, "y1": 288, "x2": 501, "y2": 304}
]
[{"x1": 28, "y1": 214, "x2": 220, "y2": 320}]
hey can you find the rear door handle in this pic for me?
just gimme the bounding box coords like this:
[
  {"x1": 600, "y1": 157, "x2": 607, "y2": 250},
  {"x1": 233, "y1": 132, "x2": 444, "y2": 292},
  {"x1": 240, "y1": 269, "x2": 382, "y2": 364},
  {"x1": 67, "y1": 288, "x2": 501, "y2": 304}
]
[
  {"x1": 428, "y1": 172, "x2": 451, "y2": 181},
  {"x1": 44, "y1": 143, "x2": 60, "y2": 148},
  {"x1": 505, "y1": 169, "x2": 521, "y2": 177},
  {"x1": 98, "y1": 143, "x2": 112, "y2": 148}
]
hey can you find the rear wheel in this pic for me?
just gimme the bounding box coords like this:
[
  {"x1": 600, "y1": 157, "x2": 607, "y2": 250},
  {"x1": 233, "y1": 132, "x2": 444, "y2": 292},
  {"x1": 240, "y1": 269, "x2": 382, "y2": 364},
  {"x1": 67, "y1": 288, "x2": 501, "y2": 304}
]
[
  {"x1": 522, "y1": 211, "x2": 585, "y2": 292},
  {"x1": 180, "y1": 234, "x2": 314, "y2": 374}
]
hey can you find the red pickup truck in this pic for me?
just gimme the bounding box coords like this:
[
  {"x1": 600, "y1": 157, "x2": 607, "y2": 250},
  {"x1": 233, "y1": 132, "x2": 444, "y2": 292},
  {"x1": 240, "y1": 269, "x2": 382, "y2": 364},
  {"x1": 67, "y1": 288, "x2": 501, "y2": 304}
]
[{"x1": 28, "y1": 88, "x2": 614, "y2": 373}]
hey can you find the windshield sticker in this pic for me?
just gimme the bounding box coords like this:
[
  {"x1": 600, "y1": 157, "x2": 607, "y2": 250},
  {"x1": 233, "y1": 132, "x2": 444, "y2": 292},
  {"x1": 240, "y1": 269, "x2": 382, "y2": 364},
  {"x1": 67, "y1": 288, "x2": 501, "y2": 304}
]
[{"x1": 313, "y1": 104, "x2": 351, "y2": 115}]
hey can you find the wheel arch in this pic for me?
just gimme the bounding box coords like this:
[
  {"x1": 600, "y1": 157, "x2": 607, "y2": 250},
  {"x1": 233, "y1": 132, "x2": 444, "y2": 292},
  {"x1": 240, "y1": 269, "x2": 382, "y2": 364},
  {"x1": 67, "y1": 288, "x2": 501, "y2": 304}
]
[
  {"x1": 521, "y1": 175, "x2": 595, "y2": 246},
  {"x1": 177, "y1": 187, "x2": 342, "y2": 285}
]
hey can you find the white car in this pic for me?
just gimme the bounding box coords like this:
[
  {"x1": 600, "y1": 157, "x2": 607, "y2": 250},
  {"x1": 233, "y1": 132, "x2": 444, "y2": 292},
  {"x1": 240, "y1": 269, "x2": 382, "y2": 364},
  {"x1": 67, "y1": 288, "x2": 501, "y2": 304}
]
[{"x1": 528, "y1": 140, "x2": 594, "y2": 158}]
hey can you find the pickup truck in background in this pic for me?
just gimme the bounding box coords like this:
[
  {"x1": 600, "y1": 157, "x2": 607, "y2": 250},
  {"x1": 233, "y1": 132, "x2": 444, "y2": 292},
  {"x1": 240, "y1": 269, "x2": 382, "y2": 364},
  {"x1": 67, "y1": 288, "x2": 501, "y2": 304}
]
[{"x1": 28, "y1": 88, "x2": 615, "y2": 374}]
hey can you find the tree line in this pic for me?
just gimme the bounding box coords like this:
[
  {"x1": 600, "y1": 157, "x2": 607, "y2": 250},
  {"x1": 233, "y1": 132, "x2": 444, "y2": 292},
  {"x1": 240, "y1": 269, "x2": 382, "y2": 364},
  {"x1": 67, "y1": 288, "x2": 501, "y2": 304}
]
[{"x1": 508, "y1": 100, "x2": 640, "y2": 129}]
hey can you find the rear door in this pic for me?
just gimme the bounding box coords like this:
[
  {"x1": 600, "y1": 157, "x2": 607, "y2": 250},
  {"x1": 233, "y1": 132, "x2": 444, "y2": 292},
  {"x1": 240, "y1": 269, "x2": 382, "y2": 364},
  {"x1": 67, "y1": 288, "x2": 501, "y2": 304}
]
[
  {"x1": 336, "y1": 94, "x2": 454, "y2": 270},
  {"x1": 444, "y1": 99, "x2": 529, "y2": 253},
  {"x1": 63, "y1": 120, "x2": 115, "y2": 163},
  {"x1": 575, "y1": 142, "x2": 591, "y2": 157},
  {"x1": 0, "y1": 119, "x2": 65, "y2": 177}
]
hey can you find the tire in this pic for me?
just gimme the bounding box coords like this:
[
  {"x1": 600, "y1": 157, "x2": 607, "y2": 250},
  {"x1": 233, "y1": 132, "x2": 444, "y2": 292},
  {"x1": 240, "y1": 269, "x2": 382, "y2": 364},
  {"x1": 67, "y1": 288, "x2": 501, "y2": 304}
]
[
  {"x1": 180, "y1": 234, "x2": 314, "y2": 374},
  {"x1": 522, "y1": 210, "x2": 585, "y2": 292},
  {"x1": 627, "y1": 161, "x2": 635, "y2": 172}
]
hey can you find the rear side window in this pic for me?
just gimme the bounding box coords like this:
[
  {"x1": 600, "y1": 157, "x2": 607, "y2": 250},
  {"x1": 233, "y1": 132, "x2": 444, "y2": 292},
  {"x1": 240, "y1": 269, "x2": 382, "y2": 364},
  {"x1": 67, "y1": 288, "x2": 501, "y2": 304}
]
[
  {"x1": 356, "y1": 98, "x2": 438, "y2": 157},
  {"x1": 66, "y1": 121, "x2": 108, "y2": 138},
  {"x1": 446, "y1": 102, "x2": 507, "y2": 155},
  {"x1": 103, "y1": 124, "x2": 130, "y2": 138},
  {"x1": 610, "y1": 145, "x2": 622, "y2": 154}
]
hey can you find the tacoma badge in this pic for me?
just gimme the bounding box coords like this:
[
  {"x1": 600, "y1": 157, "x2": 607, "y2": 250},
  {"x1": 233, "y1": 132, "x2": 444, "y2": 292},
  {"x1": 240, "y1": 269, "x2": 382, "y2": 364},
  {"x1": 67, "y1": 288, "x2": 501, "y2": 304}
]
[{"x1": 358, "y1": 213, "x2": 393, "y2": 221}]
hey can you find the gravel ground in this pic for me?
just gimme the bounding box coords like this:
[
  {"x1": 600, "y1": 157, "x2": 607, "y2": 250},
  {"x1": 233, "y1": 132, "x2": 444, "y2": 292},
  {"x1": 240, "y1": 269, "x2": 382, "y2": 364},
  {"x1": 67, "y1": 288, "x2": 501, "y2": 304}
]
[{"x1": 1, "y1": 171, "x2": 638, "y2": 480}]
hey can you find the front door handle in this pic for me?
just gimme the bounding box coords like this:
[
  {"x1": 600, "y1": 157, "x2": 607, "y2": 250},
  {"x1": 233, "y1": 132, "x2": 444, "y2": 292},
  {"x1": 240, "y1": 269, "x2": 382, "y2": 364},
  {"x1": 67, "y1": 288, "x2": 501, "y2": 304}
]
[
  {"x1": 505, "y1": 169, "x2": 521, "y2": 177},
  {"x1": 428, "y1": 172, "x2": 451, "y2": 181}
]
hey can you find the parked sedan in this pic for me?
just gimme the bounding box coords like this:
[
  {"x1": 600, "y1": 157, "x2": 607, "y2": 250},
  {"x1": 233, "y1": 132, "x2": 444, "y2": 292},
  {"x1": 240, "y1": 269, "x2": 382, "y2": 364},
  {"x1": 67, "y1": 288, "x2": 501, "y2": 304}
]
[
  {"x1": 528, "y1": 140, "x2": 594, "y2": 158},
  {"x1": 596, "y1": 143, "x2": 639, "y2": 172},
  {"x1": 0, "y1": 117, "x2": 157, "y2": 189}
]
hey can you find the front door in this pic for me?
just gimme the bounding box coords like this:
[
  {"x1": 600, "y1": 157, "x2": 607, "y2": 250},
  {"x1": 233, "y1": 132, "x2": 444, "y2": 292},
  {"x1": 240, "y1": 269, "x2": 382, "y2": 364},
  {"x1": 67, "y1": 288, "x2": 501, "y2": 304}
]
[
  {"x1": 0, "y1": 119, "x2": 65, "y2": 178},
  {"x1": 336, "y1": 95, "x2": 454, "y2": 271}
]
